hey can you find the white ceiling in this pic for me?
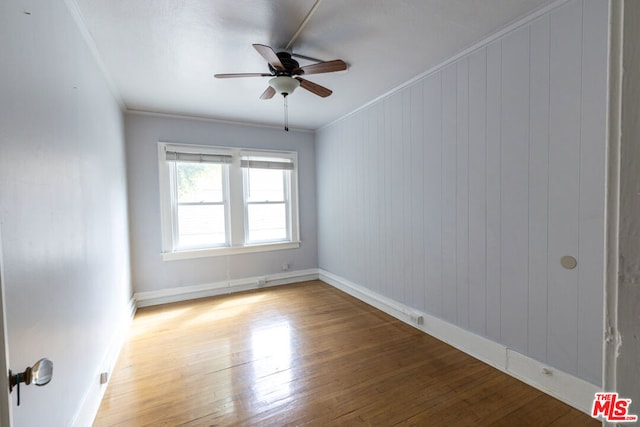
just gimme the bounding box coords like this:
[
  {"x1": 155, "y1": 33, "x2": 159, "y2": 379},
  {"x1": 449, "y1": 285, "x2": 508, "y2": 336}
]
[{"x1": 74, "y1": 0, "x2": 556, "y2": 130}]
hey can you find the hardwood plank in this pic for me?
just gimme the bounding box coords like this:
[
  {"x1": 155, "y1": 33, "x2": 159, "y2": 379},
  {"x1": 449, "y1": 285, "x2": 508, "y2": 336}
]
[{"x1": 94, "y1": 281, "x2": 597, "y2": 426}]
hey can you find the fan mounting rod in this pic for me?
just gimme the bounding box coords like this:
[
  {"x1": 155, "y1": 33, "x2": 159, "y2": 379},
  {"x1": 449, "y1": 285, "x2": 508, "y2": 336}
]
[{"x1": 285, "y1": 0, "x2": 323, "y2": 51}]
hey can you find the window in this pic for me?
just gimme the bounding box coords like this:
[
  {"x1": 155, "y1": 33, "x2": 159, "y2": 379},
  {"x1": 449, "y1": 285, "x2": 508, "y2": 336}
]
[
  {"x1": 242, "y1": 156, "x2": 293, "y2": 244},
  {"x1": 171, "y1": 153, "x2": 230, "y2": 249},
  {"x1": 159, "y1": 143, "x2": 299, "y2": 260}
]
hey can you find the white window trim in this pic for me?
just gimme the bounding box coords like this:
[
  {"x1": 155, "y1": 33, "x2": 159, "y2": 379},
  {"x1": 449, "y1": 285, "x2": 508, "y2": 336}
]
[
  {"x1": 241, "y1": 149, "x2": 298, "y2": 245},
  {"x1": 161, "y1": 241, "x2": 301, "y2": 261},
  {"x1": 158, "y1": 142, "x2": 300, "y2": 261}
]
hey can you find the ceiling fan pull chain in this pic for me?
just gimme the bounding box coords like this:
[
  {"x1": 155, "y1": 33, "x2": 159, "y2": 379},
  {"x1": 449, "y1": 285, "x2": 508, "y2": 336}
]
[{"x1": 284, "y1": 95, "x2": 289, "y2": 132}]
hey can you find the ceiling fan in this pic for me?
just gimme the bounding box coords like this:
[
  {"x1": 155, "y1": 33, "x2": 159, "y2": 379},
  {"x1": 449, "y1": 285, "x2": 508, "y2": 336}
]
[
  {"x1": 214, "y1": 44, "x2": 347, "y2": 100},
  {"x1": 213, "y1": 0, "x2": 347, "y2": 130}
]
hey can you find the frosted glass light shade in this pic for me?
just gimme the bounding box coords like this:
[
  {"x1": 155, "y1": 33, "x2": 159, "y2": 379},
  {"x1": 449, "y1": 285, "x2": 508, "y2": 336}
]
[{"x1": 269, "y1": 76, "x2": 300, "y2": 95}]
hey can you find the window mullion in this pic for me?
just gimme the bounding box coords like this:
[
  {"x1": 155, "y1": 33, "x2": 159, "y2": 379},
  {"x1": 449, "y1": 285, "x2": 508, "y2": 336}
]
[
  {"x1": 283, "y1": 170, "x2": 290, "y2": 240},
  {"x1": 170, "y1": 161, "x2": 180, "y2": 250},
  {"x1": 221, "y1": 164, "x2": 231, "y2": 247},
  {"x1": 243, "y1": 167, "x2": 250, "y2": 245},
  {"x1": 228, "y1": 155, "x2": 245, "y2": 246},
  {"x1": 289, "y1": 167, "x2": 299, "y2": 243}
]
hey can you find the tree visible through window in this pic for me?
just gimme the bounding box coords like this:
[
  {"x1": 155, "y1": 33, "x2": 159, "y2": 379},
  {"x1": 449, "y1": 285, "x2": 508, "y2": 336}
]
[{"x1": 175, "y1": 162, "x2": 226, "y2": 248}]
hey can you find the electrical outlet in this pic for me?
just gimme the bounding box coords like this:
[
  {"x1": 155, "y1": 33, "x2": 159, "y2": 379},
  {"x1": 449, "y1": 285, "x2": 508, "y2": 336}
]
[
  {"x1": 257, "y1": 277, "x2": 266, "y2": 286},
  {"x1": 409, "y1": 313, "x2": 424, "y2": 325},
  {"x1": 282, "y1": 263, "x2": 290, "y2": 271},
  {"x1": 100, "y1": 372, "x2": 109, "y2": 384}
]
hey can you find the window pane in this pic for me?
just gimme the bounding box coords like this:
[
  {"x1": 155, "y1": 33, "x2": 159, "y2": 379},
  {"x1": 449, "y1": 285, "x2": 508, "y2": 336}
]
[
  {"x1": 246, "y1": 168, "x2": 284, "y2": 202},
  {"x1": 177, "y1": 204, "x2": 226, "y2": 248},
  {"x1": 177, "y1": 162, "x2": 223, "y2": 203},
  {"x1": 247, "y1": 203, "x2": 286, "y2": 242}
]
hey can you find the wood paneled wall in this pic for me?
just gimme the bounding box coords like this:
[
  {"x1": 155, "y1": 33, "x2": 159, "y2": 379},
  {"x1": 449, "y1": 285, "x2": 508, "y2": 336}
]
[{"x1": 316, "y1": 0, "x2": 608, "y2": 386}]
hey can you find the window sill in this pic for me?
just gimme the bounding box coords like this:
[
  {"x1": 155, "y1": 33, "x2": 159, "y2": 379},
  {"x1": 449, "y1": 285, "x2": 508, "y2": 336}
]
[{"x1": 161, "y1": 241, "x2": 301, "y2": 261}]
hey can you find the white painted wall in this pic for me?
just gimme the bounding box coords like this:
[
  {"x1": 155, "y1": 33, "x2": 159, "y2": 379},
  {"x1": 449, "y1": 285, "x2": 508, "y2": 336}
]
[
  {"x1": 0, "y1": 231, "x2": 12, "y2": 427},
  {"x1": 615, "y1": 0, "x2": 640, "y2": 409},
  {"x1": 0, "y1": 0, "x2": 132, "y2": 425},
  {"x1": 316, "y1": 0, "x2": 608, "y2": 386},
  {"x1": 125, "y1": 113, "x2": 318, "y2": 293}
]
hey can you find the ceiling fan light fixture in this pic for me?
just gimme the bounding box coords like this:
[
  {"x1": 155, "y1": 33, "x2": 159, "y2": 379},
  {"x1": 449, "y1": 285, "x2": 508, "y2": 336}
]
[{"x1": 269, "y1": 76, "x2": 300, "y2": 96}]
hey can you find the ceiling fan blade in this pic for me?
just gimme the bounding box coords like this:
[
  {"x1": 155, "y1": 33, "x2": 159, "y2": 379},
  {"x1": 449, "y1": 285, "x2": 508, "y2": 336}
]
[
  {"x1": 214, "y1": 73, "x2": 271, "y2": 78},
  {"x1": 260, "y1": 86, "x2": 276, "y2": 100},
  {"x1": 296, "y1": 60, "x2": 347, "y2": 75},
  {"x1": 252, "y1": 44, "x2": 285, "y2": 71},
  {"x1": 295, "y1": 77, "x2": 332, "y2": 98}
]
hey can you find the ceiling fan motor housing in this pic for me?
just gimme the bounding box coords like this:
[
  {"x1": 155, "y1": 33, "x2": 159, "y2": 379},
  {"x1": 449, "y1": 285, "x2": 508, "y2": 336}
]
[{"x1": 269, "y1": 52, "x2": 301, "y2": 76}]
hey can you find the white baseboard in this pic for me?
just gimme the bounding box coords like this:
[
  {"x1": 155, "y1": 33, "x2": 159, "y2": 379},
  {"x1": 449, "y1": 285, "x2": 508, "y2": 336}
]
[
  {"x1": 72, "y1": 295, "x2": 137, "y2": 427},
  {"x1": 505, "y1": 349, "x2": 600, "y2": 414},
  {"x1": 135, "y1": 269, "x2": 319, "y2": 307},
  {"x1": 83, "y1": 270, "x2": 598, "y2": 423},
  {"x1": 318, "y1": 269, "x2": 599, "y2": 415}
]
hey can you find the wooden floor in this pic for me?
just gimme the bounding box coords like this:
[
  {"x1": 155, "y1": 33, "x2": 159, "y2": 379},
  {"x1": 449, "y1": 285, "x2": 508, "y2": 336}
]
[{"x1": 94, "y1": 281, "x2": 598, "y2": 426}]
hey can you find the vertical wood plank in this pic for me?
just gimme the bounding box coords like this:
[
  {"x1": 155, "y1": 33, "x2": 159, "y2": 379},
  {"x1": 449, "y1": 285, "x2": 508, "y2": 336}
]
[
  {"x1": 336, "y1": 123, "x2": 343, "y2": 276},
  {"x1": 424, "y1": 73, "x2": 443, "y2": 317},
  {"x1": 357, "y1": 111, "x2": 366, "y2": 284},
  {"x1": 578, "y1": 0, "x2": 607, "y2": 386},
  {"x1": 316, "y1": 131, "x2": 326, "y2": 267},
  {"x1": 326, "y1": 125, "x2": 336, "y2": 271},
  {"x1": 369, "y1": 105, "x2": 381, "y2": 294},
  {"x1": 371, "y1": 104, "x2": 382, "y2": 295},
  {"x1": 353, "y1": 116, "x2": 361, "y2": 280},
  {"x1": 375, "y1": 106, "x2": 383, "y2": 296},
  {"x1": 410, "y1": 82, "x2": 426, "y2": 311},
  {"x1": 500, "y1": 26, "x2": 530, "y2": 354},
  {"x1": 402, "y1": 88, "x2": 413, "y2": 305},
  {"x1": 468, "y1": 47, "x2": 487, "y2": 336},
  {"x1": 441, "y1": 63, "x2": 458, "y2": 323},
  {"x1": 548, "y1": 0, "x2": 582, "y2": 376},
  {"x1": 360, "y1": 111, "x2": 366, "y2": 283},
  {"x1": 321, "y1": 128, "x2": 330, "y2": 268},
  {"x1": 332, "y1": 123, "x2": 340, "y2": 274},
  {"x1": 384, "y1": 98, "x2": 394, "y2": 299},
  {"x1": 341, "y1": 122, "x2": 349, "y2": 277},
  {"x1": 345, "y1": 124, "x2": 355, "y2": 275},
  {"x1": 485, "y1": 40, "x2": 502, "y2": 341},
  {"x1": 360, "y1": 111, "x2": 368, "y2": 285},
  {"x1": 528, "y1": 15, "x2": 550, "y2": 364},
  {"x1": 344, "y1": 120, "x2": 353, "y2": 278},
  {"x1": 456, "y1": 58, "x2": 470, "y2": 329},
  {"x1": 390, "y1": 93, "x2": 404, "y2": 302},
  {"x1": 334, "y1": 125, "x2": 341, "y2": 274}
]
